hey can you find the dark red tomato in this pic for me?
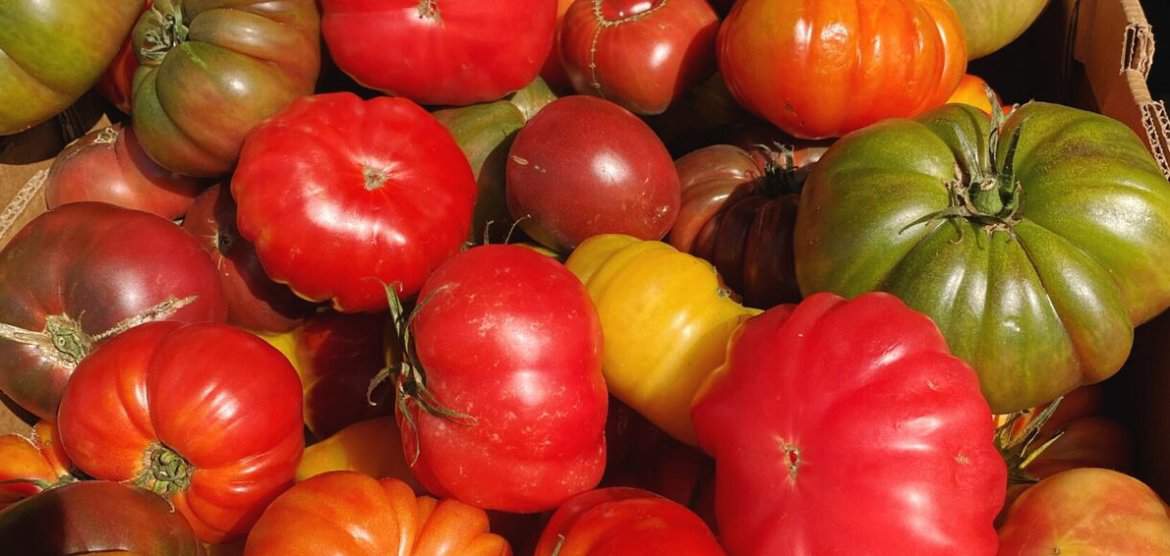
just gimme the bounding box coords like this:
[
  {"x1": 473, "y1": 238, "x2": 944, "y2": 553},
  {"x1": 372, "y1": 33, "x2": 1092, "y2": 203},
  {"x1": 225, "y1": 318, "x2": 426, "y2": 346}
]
[
  {"x1": 295, "y1": 311, "x2": 393, "y2": 438},
  {"x1": 560, "y1": 0, "x2": 718, "y2": 114},
  {"x1": 692, "y1": 292, "x2": 1006, "y2": 555},
  {"x1": 57, "y1": 322, "x2": 304, "y2": 543},
  {"x1": 533, "y1": 487, "x2": 725, "y2": 556},
  {"x1": 45, "y1": 124, "x2": 203, "y2": 219},
  {"x1": 0, "y1": 203, "x2": 227, "y2": 422},
  {"x1": 320, "y1": 0, "x2": 556, "y2": 106},
  {"x1": 95, "y1": 0, "x2": 152, "y2": 114},
  {"x1": 506, "y1": 95, "x2": 680, "y2": 252},
  {"x1": 182, "y1": 184, "x2": 317, "y2": 333},
  {"x1": 232, "y1": 93, "x2": 477, "y2": 312},
  {"x1": 399, "y1": 244, "x2": 608, "y2": 513}
]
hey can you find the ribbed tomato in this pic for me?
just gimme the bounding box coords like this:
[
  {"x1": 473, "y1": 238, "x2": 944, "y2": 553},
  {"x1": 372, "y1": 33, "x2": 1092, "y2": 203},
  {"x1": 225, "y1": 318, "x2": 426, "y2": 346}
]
[{"x1": 0, "y1": 422, "x2": 73, "y2": 511}]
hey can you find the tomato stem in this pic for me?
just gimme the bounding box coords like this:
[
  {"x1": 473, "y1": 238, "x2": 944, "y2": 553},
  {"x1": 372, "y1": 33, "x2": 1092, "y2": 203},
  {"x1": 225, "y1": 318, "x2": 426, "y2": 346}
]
[
  {"x1": 138, "y1": 0, "x2": 190, "y2": 65},
  {"x1": 134, "y1": 444, "x2": 192, "y2": 498},
  {"x1": 995, "y1": 396, "x2": 1065, "y2": 485}
]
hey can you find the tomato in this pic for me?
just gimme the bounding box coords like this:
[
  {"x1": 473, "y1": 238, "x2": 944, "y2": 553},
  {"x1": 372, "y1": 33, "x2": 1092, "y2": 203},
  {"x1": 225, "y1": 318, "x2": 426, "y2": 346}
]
[
  {"x1": 296, "y1": 418, "x2": 419, "y2": 490},
  {"x1": 45, "y1": 124, "x2": 203, "y2": 219},
  {"x1": 0, "y1": 202, "x2": 227, "y2": 422},
  {"x1": 946, "y1": 74, "x2": 1002, "y2": 114},
  {"x1": 0, "y1": 481, "x2": 205, "y2": 555},
  {"x1": 507, "y1": 96, "x2": 681, "y2": 252},
  {"x1": 533, "y1": 488, "x2": 724, "y2": 556},
  {"x1": 0, "y1": 2, "x2": 142, "y2": 135},
  {"x1": 131, "y1": 0, "x2": 321, "y2": 176},
  {"x1": 246, "y1": 471, "x2": 510, "y2": 555},
  {"x1": 540, "y1": 0, "x2": 577, "y2": 94},
  {"x1": 672, "y1": 143, "x2": 825, "y2": 309},
  {"x1": 433, "y1": 78, "x2": 559, "y2": 243},
  {"x1": 718, "y1": 0, "x2": 967, "y2": 139},
  {"x1": 692, "y1": 292, "x2": 1006, "y2": 555},
  {"x1": 560, "y1": 0, "x2": 718, "y2": 115},
  {"x1": 183, "y1": 184, "x2": 317, "y2": 333},
  {"x1": 948, "y1": 0, "x2": 1049, "y2": 60},
  {"x1": 232, "y1": 93, "x2": 477, "y2": 312},
  {"x1": 398, "y1": 245, "x2": 607, "y2": 513},
  {"x1": 998, "y1": 468, "x2": 1170, "y2": 555},
  {"x1": 794, "y1": 102, "x2": 1170, "y2": 413},
  {"x1": 57, "y1": 322, "x2": 304, "y2": 543},
  {"x1": 565, "y1": 234, "x2": 760, "y2": 445},
  {"x1": 0, "y1": 422, "x2": 73, "y2": 511},
  {"x1": 95, "y1": 0, "x2": 153, "y2": 114},
  {"x1": 320, "y1": 0, "x2": 555, "y2": 106}
]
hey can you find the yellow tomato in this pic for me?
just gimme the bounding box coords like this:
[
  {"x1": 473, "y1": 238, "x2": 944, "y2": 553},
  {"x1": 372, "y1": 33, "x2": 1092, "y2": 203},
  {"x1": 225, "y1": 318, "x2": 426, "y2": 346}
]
[
  {"x1": 295, "y1": 417, "x2": 420, "y2": 491},
  {"x1": 254, "y1": 330, "x2": 303, "y2": 375},
  {"x1": 566, "y1": 234, "x2": 761, "y2": 445}
]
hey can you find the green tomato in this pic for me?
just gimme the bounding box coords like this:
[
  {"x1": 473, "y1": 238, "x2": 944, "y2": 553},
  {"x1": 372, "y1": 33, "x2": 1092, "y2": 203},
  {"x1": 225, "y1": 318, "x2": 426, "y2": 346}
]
[
  {"x1": 795, "y1": 102, "x2": 1170, "y2": 413},
  {"x1": 947, "y1": 0, "x2": 1050, "y2": 60}
]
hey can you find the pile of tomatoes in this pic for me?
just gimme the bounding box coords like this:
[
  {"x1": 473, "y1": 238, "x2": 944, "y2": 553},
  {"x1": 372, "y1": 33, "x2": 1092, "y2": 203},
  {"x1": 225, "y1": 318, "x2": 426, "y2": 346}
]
[{"x1": 1, "y1": 0, "x2": 1169, "y2": 554}]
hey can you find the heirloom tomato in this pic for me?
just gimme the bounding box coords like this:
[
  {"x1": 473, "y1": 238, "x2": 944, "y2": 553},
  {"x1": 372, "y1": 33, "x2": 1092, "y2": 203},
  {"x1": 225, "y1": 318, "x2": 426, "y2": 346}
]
[
  {"x1": 320, "y1": 0, "x2": 555, "y2": 106},
  {"x1": 0, "y1": 481, "x2": 205, "y2": 556},
  {"x1": 0, "y1": 422, "x2": 73, "y2": 511},
  {"x1": 692, "y1": 292, "x2": 1006, "y2": 555},
  {"x1": 560, "y1": 0, "x2": 719, "y2": 115},
  {"x1": 0, "y1": 1, "x2": 142, "y2": 135},
  {"x1": 396, "y1": 245, "x2": 607, "y2": 513},
  {"x1": 246, "y1": 472, "x2": 510, "y2": 556},
  {"x1": 45, "y1": 124, "x2": 202, "y2": 220},
  {"x1": 57, "y1": 322, "x2": 304, "y2": 543},
  {"x1": 718, "y1": 0, "x2": 967, "y2": 139},
  {"x1": 96, "y1": 0, "x2": 153, "y2": 114},
  {"x1": 131, "y1": 0, "x2": 321, "y2": 176},
  {"x1": 0, "y1": 203, "x2": 226, "y2": 422},
  {"x1": 946, "y1": 74, "x2": 1002, "y2": 114},
  {"x1": 948, "y1": 0, "x2": 1050, "y2": 60},
  {"x1": 795, "y1": 102, "x2": 1170, "y2": 413},
  {"x1": 233, "y1": 93, "x2": 476, "y2": 312},
  {"x1": 533, "y1": 488, "x2": 724, "y2": 556},
  {"x1": 295, "y1": 418, "x2": 418, "y2": 488},
  {"x1": 565, "y1": 234, "x2": 760, "y2": 445},
  {"x1": 540, "y1": 0, "x2": 577, "y2": 93}
]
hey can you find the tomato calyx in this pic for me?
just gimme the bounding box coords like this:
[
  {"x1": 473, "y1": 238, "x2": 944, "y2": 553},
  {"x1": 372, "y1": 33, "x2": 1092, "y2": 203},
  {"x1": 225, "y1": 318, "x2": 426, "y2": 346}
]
[
  {"x1": 995, "y1": 396, "x2": 1066, "y2": 486},
  {"x1": 134, "y1": 443, "x2": 192, "y2": 497},
  {"x1": 417, "y1": 0, "x2": 441, "y2": 22},
  {"x1": 752, "y1": 142, "x2": 818, "y2": 199},
  {"x1": 138, "y1": 1, "x2": 191, "y2": 65}
]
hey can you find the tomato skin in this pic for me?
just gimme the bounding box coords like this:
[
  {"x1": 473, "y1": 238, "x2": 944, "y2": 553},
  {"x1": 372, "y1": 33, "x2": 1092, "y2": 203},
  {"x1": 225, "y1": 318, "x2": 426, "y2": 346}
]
[
  {"x1": 232, "y1": 93, "x2": 477, "y2": 312},
  {"x1": 0, "y1": 481, "x2": 206, "y2": 555},
  {"x1": 95, "y1": 0, "x2": 153, "y2": 114},
  {"x1": 507, "y1": 96, "x2": 681, "y2": 252},
  {"x1": 718, "y1": 0, "x2": 966, "y2": 139},
  {"x1": 692, "y1": 292, "x2": 1006, "y2": 555},
  {"x1": 57, "y1": 322, "x2": 304, "y2": 543},
  {"x1": 0, "y1": 202, "x2": 227, "y2": 422},
  {"x1": 296, "y1": 418, "x2": 418, "y2": 489},
  {"x1": 540, "y1": 0, "x2": 577, "y2": 93},
  {"x1": 320, "y1": 0, "x2": 556, "y2": 106},
  {"x1": 948, "y1": 0, "x2": 1049, "y2": 60},
  {"x1": 534, "y1": 488, "x2": 725, "y2": 556},
  {"x1": 403, "y1": 245, "x2": 607, "y2": 513},
  {"x1": 998, "y1": 468, "x2": 1170, "y2": 555},
  {"x1": 560, "y1": 0, "x2": 719, "y2": 115},
  {"x1": 945, "y1": 74, "x2": 1002, "y2": 114},
  {"x1": 0, "y1": 422, "x2": 73, "y2": 511}
]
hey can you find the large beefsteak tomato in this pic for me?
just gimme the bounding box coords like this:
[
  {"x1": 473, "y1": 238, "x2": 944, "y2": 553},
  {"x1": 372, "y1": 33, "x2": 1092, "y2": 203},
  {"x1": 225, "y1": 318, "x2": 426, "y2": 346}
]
[
  {"x1": 57, "y1": 322, "x2": 304, "y2": 543},
  {"x1": 0, "y1": 202, "x2": 227, "y2": 422},
  {"x1": 692, "y1": 292, "x2": 1006, "y2": 555},
  {"x1": 795, "y1": 102, "x2": 1170, "y2": 413},
  {"x1": 130, "y1": 0, "x2": 321, "y2": 176},
  {"x1": 232, "y1": 93, "x2": 477, "y2": 312},
  {"x1": 718, "y1": 0, "x2": 967, "y2": 139}
]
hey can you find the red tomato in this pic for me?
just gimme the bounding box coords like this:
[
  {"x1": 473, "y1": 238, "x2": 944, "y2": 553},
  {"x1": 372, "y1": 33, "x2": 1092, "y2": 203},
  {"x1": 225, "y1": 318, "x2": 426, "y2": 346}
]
[
  {"x1": 45, "y1": 124, "x2": 203, "y2": 219},
  {"x1": 533, "y1": 487, "x2": 725, "y2": 556},
  {"x1": 57, "y1": 322, "x2": 304, "y2": 543},
  {"x1": 182, "y1": 184, "x2": 317, "y2": 333},
  {"x1": 232, "y1": 93, "x2": 477, "y2": 312},
  {"x1": 718, "y1": 0, "x2": 967, "y2": 138},
  {"x1": 506, "y1": 95, "x2": 680, "y2": 252},
  {"x1": 540, "y1": 0, "x2": 577, "y2": 93},
  {"x1": 94, "y1": 0, "x2": 152, "y2": 113},
  {"x1": 692, "y1": 292, "x2": 1006, "y2": 555},
  {"x1": 320, "y1": 0, "x2": 556, "y2": 106},
  {"x1": 399, "y1": 245, "x2": 608, "y2": 513},
  {"x1": 560, "y1": 0, "x2": 718, "y2": 114}
]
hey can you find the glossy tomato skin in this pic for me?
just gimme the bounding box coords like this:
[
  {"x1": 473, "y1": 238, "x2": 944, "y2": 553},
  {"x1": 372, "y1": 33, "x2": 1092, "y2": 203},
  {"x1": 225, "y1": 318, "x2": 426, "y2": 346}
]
[
  {"x1": 0, "y1": 203, "x2": 227, "y2": 422},
  {"x1": 95, "y1": 0, "x2": 153, "y2": 114},
  {"x1": 45, "y1": 124, "x2": 203, "y2": 219},
  {"x1": 0, "y1": 422, "x2": 72, "y2": 511},
  {"x1": 321, "y1": 0, "x2": 555, "y2": 106},
  {"x1": 998, "y1": 468, "x2": 1170, "y2": 555},
  {"x1": 560, "y1": 0, "x2": 718, "y2": 115},
  {"x1": 183, "y1": 184, "x2": 317, "y2": 333},
  {"x1": 233, "y1": 93, "x2": 477, "y2": 312},
  {"x1": 692, "y1": 292, "x2": 1006, "y2": 555},
  {"x1": 0, "y1": 481, "x2": 206, "y2": 556},
  {"x1": 131, "y1": 0, "x2": 321, "y2": 176},
  {"x1": 57, "y1": 322, "x2": 304, "y2": 543},
  {"x1": 246, "y1": 471, "x2": 511, "y2": 556},
  {"x1": 534, "y1": 487, "x2": 724, "y2": 556},
  {"x1": 719, "y1": 0, "x2": 966, "y2": 139},
  {"x1": 949, "y1": 0, "x2": 1049, "y2": 60},
  {"x1": 404, "y1": 245, "x2": 608, "y2": 513},
  {"x1": 0, "y1": 1, "x2": 142, "y2": 135},
  {"x1": 507, "y1": 96, "x2": 681, "y2": 252}
]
